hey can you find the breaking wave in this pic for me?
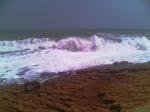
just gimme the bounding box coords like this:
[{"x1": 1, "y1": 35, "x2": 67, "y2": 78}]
[{"x1": 0, "y1": 33, "x2": 150, "y2": 83}]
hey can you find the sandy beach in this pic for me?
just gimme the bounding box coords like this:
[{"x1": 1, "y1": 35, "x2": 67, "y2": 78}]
[
  {"x1": 1, "y1": 0, "x2": 150, "y2": 112},
  {"x1": 0, "y1": 61, "x2": 150, "y2": 112}
]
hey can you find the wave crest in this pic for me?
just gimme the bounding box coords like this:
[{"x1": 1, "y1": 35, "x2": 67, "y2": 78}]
[
  {"x1": 0, "y1": 33, "x2": 150, "y2": 53},
  {"x1": 0, "y1": 33, "x2": 150, "y2": 82}
]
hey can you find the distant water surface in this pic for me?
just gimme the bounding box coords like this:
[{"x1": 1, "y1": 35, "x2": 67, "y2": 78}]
[{"x1": 0, "y1": 29, "x2": 150, "y2": 40}]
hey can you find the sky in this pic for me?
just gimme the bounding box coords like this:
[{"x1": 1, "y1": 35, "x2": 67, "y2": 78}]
[{"x1": 0, "y1": 0, "x2": 150, "y2": 30}]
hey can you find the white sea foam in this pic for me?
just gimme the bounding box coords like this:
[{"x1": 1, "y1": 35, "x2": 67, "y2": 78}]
[{"x1": 0, "y1": 33, "x2": 150, "y2": 82}]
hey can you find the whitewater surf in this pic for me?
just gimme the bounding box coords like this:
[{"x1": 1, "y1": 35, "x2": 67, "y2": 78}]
[{"x1": 0, "y1": 33, "x2": 150, "y2": 83}]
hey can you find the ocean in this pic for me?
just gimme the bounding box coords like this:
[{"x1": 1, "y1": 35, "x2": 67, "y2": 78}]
[{"x1": 0, "y1": 29, "x2": 150, "y2": 84}]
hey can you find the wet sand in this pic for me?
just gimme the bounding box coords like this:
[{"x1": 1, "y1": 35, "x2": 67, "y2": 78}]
[{"x1": 0, "y1": 62, "x2": 150, "y2": 112}]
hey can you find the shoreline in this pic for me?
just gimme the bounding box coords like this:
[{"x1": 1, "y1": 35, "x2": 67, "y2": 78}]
[{"x1": 0, "y1": 61, "x2": 150, "y2": 112}]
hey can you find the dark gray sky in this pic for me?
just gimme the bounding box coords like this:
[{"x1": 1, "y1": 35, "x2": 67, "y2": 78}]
[{"x1": 0, "y1": 0, "x2": 150, "y2": 30}]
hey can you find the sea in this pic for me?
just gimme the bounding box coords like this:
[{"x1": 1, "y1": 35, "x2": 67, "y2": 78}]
[{"x1": 0, "y1": 29, "x2": 150, "y2": 84}]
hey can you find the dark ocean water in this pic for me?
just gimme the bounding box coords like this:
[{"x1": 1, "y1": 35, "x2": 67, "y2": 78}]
[{"x1": 0, "y1": 29, "x2": 150, "y2": 40}]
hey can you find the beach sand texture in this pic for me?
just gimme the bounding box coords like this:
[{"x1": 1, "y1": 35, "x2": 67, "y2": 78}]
[{"x1": 0, "y1": 62, "x2": 150, "y2": 112}]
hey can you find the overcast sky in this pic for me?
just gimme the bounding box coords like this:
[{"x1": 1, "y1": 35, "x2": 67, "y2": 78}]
[{"x1": 0, "y1": 0, "x2": 150, "y2": 30}]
